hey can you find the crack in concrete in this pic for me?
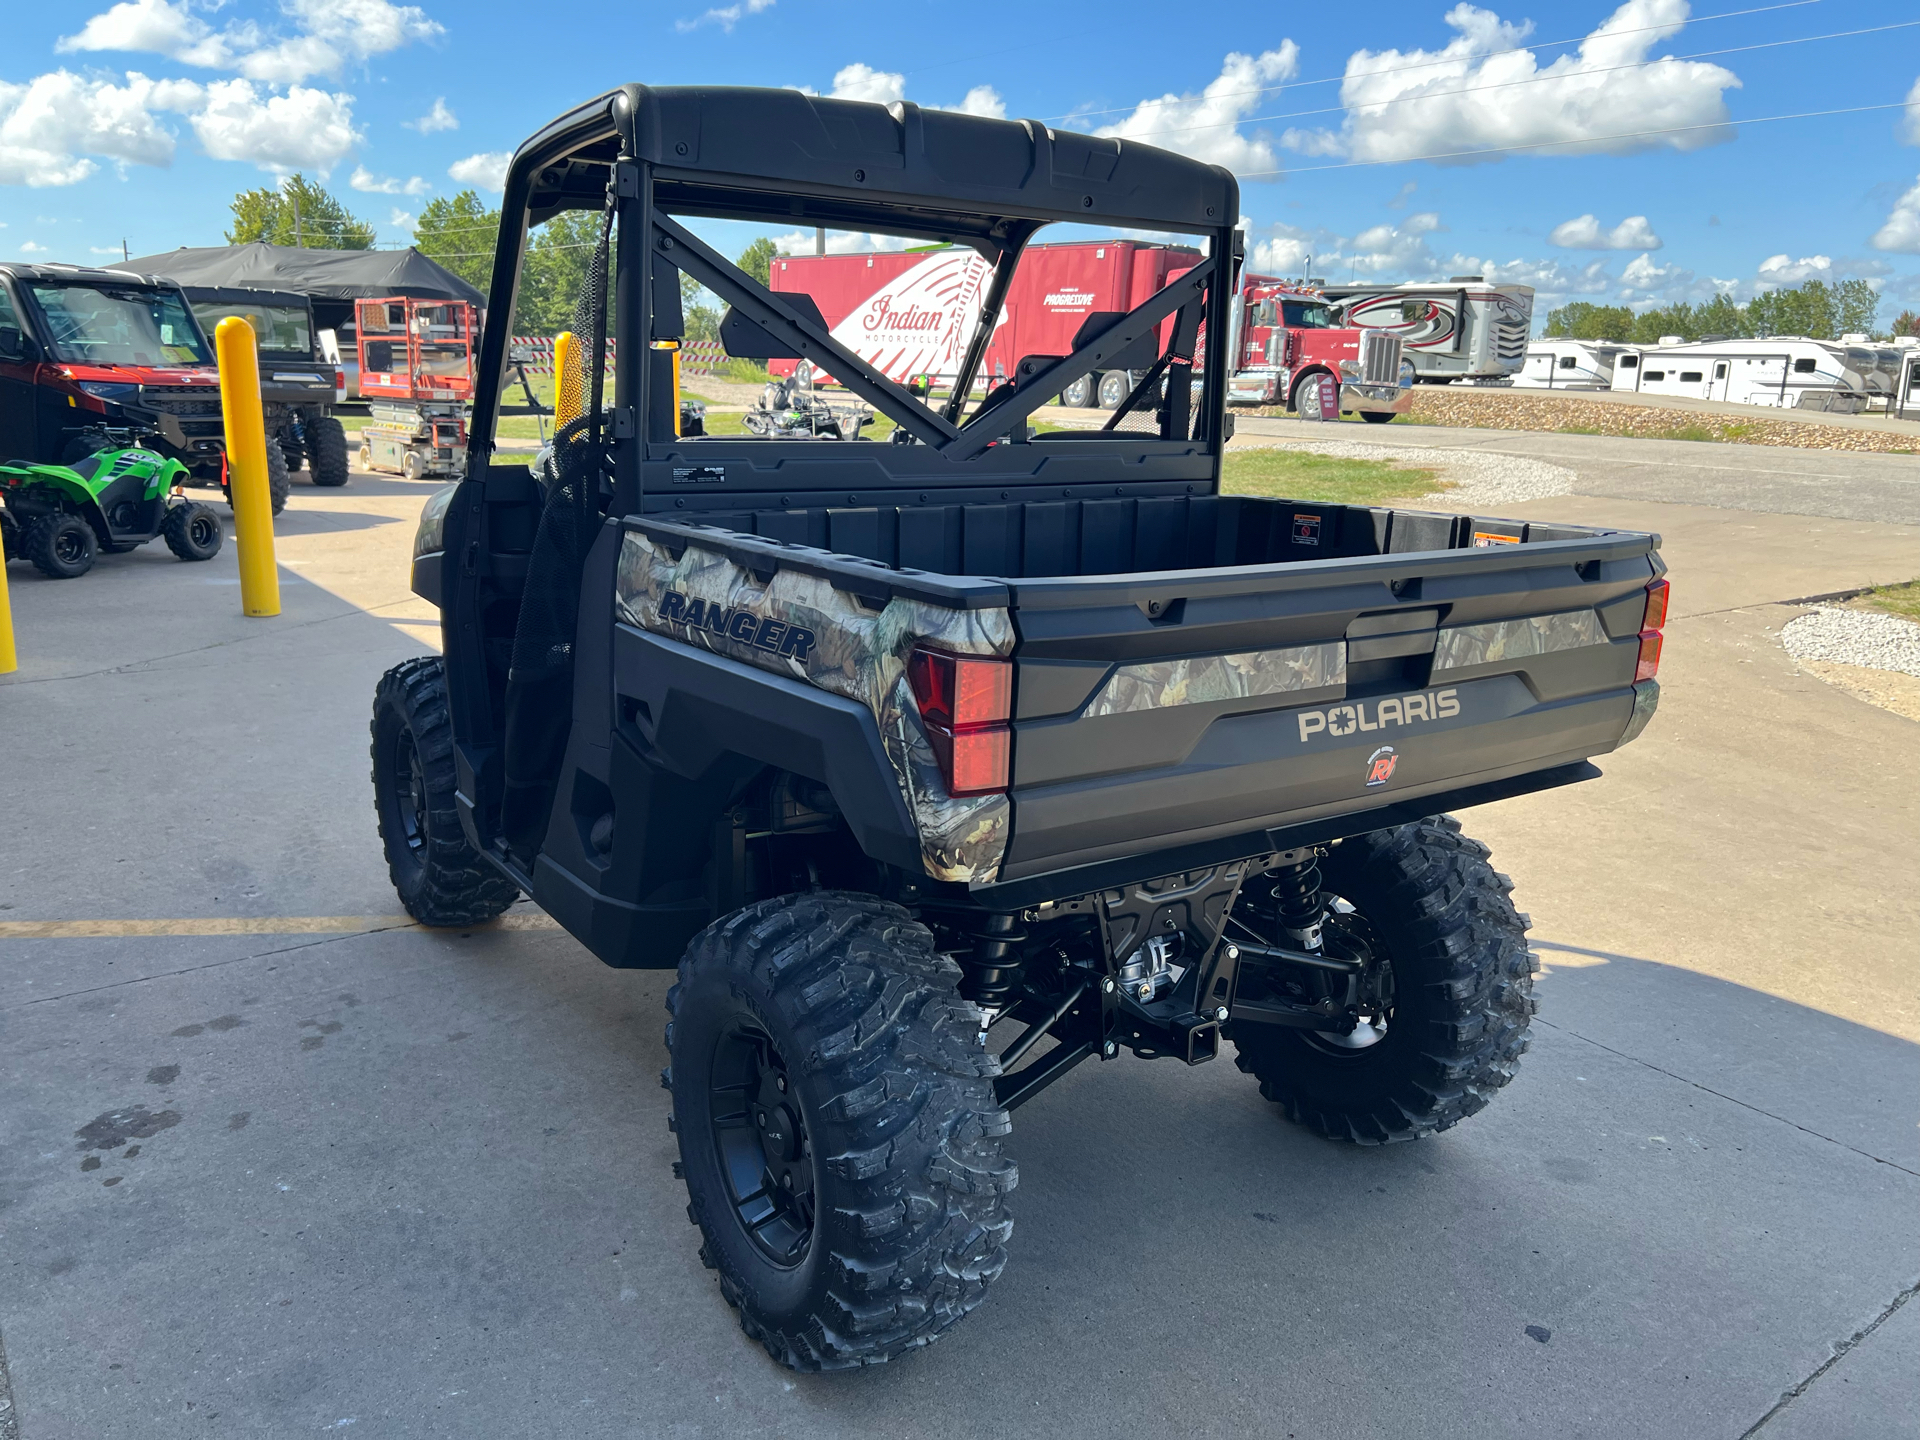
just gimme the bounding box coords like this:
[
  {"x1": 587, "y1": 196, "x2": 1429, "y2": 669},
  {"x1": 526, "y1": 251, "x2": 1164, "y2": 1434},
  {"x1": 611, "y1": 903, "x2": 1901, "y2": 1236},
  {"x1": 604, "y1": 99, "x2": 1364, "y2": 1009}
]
[
  {"x1": 1535, "y1": 1017, "x2": 1920, "y2": 1179},
  {"x1": 1738, "y1": 1278, "x2": 1920, "y2": 1437},
  {"x1": 0, "y1": 922, "x2": 419, "y2": 1013}
]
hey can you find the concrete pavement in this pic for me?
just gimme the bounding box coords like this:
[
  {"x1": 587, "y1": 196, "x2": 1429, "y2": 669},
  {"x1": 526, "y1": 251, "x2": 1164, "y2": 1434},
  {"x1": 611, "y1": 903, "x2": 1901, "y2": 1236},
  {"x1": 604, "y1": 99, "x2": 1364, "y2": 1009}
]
[{"x1": 2, "y1": 434, "x2": 1915, "y2": 1438}]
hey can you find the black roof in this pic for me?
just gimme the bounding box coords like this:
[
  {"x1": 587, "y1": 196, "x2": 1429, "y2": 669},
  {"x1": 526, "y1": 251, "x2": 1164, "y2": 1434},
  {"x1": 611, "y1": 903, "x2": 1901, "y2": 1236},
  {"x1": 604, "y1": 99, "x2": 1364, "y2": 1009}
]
[
  {"x1": 123, "y1": 243, "x2": 484, "y2": 306},
  {"x1": 0, "y1": 261, "x2": 187, "y2": 290},
  {"x1": 513, "y1": 86, "x2": 1237, "y2": 247},
  {"x1": 173, "y1": 284, "x2": 315, "y2": 310}
]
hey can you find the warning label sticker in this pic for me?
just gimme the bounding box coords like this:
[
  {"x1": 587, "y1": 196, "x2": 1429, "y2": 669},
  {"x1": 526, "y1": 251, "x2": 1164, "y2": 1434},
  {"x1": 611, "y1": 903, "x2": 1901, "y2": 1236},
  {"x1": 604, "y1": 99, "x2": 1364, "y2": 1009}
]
[
  {"x1": 1292, "y1": 513, "x2": 1323, "y2": 546},
  {"x1": 1472, "y1": 531, "x2": 1521, "y2": 547}
]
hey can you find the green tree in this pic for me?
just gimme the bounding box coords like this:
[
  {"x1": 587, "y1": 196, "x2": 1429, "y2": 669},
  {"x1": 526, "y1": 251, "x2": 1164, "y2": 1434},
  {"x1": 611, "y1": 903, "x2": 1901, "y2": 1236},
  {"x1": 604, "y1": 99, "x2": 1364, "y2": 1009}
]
[
  {"x1": 513, "y1": 210, "x2": 612, "y2": 336},
  {"x1": 1543, "y1": 302, "x2": 1633, "y2": 340},
  {"x1": 681, "y1": 272, "x2": 721, "y2": 342},
  {"x1": 1893, "y1": 310, "x2": 1920, "y2": 338},
  {"x1": 1691, "y1": 293, "x2": 1749, "y2": 339},
  {"x1": 1750, "y1": 280, "x2": 1836, "y2": 339},
  {"x1": 1834, "y1": 278, "x2": 1878, "y2": 337},
  {"x1": 414, "y1": 190, "x2": 500, "y2": 297},
  {"x1": 738, "y1": 236, "x2": 778, "y2": 289},
  {"x1": 226, "y1": 174, "x2": 374, "y2": 249}
]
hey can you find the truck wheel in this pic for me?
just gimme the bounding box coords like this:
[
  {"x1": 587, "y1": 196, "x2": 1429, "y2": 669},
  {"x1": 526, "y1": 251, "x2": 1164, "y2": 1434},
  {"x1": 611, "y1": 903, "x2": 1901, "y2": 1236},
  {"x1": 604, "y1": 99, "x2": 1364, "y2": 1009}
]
[
  {"x1": 667, "y1": 891, "x2": 1016, "y2": 1371},
  {"x1": 358, "y1": 442, "x2": 374, "y2": 471},
  {"x1": 1287, "y1": 370, "x2": 1332, "y2": 413},
  {"x1": 225, "y1": 443, "x2": 291, "y2": 516},
  {"x1": 162, "y1": 502, "x2": 223, "y2": 561},
  {"x1": 1059, "y1": 374, "x2": 1093, "y2": 409},
  {"x1": 1096, "y1": 370, "x2": 1130, "y2": 409},
  {"x1": 306, "y1": 416, "x2": 351, "y2": 487},
  {"x1": 370, "y1": 656, "x2": 520, "y2": 926},
  {"x1": 25, "y1": 514, "x2": 97, "y2": 579},
  {"x1": 402, "y1": 450, "x2": 424, "y2": 481},
  {"x1": 1232, "y1": 816, "x2": 1536, "y2": 1144}
]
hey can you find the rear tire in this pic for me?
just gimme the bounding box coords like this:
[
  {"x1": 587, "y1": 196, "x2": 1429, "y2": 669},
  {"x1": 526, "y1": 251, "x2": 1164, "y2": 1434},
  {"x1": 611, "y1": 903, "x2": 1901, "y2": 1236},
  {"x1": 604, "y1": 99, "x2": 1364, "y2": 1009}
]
[
  {"x1": 667, "y1": 892, "x2": 1016, "y2": 1371},
  {"x1": 401, "y1": 449, "x2": 423, "y2": 481},
  {"x1": 162, "y1": 502, "x2": 223, "y2": 561},
  {"x1": 25, "y1": 514, "x2": 97, "y2": 579},
  {"x1": 1232, "y1": 816, "x2": 1536, "y2": 1143},
  {"x1": 1059, "y1": 374, "x2": 1093, "y2": 409},
  {"x1": 370, "y1": 656, "x2": 519, "y2": 926},
  {"x1": 1, "y1": 509, "x2": 19, "y2": 562},
  {"x1": 1096, "y1": 370, "x2": 1130, "y2": 409},
  {"x1": 224, "y1": 443, "x2": 290, "y2": 516},
  {"x1": 307, "y1": 415, "x2": 350, "y2": 487}
]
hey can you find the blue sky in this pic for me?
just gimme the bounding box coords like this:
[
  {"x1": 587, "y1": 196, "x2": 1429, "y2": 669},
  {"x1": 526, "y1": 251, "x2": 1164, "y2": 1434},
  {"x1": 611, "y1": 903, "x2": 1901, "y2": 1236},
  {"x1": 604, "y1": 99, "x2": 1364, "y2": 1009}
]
[{"x1": 4, "y1": 0, "x2": 1919, "y2": 324}]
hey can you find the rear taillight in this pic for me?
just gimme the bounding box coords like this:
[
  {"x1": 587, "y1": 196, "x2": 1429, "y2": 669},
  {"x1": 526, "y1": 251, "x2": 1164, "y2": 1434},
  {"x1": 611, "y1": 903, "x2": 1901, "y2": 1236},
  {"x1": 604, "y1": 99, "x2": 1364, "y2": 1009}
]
[
  {"x1": 908, "y1": 647, "x2": 1012, "y2": 796},
  {"x1": 1636, "y1": 578, "x2": 1670, "y2": 683}
]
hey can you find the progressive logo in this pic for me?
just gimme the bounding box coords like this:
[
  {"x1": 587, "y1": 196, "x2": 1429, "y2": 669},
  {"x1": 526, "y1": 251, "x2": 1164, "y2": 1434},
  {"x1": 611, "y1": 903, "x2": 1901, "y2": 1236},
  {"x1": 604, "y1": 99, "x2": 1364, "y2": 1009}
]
[{"x1": 1297, "y1": 688, "x2": 1459, "y2": 743}]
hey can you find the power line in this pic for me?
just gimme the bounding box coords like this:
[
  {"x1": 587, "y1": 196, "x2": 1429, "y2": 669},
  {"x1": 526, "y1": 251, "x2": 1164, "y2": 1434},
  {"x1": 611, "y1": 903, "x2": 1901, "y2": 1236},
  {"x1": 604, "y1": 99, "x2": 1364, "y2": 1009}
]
[
  {"x1": 1042, "y1": 0, "x2": 1824, "y2": 124},
  {"x1": 1113, "y1": 18, "x2": 1919, "y2": 141},
  {"x1": 1242, "y1": 97, "x2": 1911, "y2": 176}
]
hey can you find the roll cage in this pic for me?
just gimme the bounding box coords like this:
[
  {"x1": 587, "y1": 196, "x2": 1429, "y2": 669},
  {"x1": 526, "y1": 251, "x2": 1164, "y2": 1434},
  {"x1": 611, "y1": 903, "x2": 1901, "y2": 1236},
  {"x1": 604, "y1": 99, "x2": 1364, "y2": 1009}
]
[{"x1": 466, "y1": 86, "x2": 1242, "y2": 514}]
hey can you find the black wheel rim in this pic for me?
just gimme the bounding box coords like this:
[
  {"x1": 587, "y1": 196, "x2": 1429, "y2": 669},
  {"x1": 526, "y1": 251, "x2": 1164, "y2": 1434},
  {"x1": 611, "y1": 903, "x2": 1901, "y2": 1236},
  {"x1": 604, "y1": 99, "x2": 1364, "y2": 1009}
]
[
  {"x1": 389, "y1": 724, "x2": 428, "y2": 862},
  {"x1": 189, "y1": 513, "x2": 218, "y2": 549},
  {"x1": 708, "y1": 1022, "x2": 815, "y2": 1267},
  {"x1": 54, "y1": 528, "x2": 88, "y2": 564}
]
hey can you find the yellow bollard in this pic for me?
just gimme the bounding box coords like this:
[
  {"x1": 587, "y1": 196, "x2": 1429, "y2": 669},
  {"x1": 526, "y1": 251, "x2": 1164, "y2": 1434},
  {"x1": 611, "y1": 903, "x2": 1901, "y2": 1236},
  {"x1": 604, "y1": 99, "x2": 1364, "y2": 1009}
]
[
  {"x1": 214, "y1": 316, "x2": 280, "y2": 618},
  {"x1": 552, "y1": 331, "x2": 581, "y2": 429},
  {"x1": 0, "y1": 535, "x2": 17, "y2": 674}
]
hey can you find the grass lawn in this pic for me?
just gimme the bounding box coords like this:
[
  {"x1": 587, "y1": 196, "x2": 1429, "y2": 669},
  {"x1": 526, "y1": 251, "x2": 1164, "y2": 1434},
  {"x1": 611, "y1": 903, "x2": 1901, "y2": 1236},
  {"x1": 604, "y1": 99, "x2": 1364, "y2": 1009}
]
[
  {"x1": 1221, "y1": 446, "x2": 1444, "y2": 506},
  {"x1": 1849, "y1": 579, "x2": 1920, "y2": 624}
]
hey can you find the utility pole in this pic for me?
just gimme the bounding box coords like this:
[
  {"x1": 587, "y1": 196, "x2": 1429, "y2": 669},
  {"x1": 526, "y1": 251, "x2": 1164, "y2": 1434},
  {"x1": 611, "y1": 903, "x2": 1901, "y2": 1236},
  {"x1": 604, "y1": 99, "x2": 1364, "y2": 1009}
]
[
  {"x1": 815, "y1": 226, "x2": 825, "y2": 257},
  {"x1": 121, "y1": 239, "x2": 129, "y2": 262},
  {"x1": 293, "y1": 196, "x2": 302, "y2": 248}
]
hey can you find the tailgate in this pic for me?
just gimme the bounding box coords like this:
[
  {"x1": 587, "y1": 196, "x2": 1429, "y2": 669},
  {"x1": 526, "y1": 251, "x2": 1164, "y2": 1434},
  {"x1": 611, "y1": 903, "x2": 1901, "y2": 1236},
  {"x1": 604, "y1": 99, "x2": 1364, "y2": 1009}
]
[{"x1": 1003, "y1": 528, "x2": 1660, "y2": 880}]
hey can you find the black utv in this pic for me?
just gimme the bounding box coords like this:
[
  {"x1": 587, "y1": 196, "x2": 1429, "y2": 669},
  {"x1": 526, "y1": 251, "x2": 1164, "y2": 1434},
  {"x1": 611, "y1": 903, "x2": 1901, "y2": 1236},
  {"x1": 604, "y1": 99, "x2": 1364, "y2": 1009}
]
[{"x1": 374, "y1": 86, "x2": 1669, "y2": 1370}]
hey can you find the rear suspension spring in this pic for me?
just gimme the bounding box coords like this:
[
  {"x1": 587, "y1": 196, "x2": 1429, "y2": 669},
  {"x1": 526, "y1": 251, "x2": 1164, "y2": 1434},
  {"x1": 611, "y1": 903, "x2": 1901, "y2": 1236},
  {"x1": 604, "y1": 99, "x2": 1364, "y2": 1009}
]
[
  {"x1": 947, "y1": 911, "x2": 1029, "y2": 1010},
  {"x1": 1269, "y1": 852, "x2": 1328, "y2": 950}
]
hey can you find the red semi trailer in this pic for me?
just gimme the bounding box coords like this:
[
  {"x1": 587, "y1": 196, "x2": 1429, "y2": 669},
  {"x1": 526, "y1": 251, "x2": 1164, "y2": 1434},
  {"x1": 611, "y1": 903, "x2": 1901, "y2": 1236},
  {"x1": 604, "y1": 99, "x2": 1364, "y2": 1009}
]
[{"x1": 767, "y1": 239, "x2": 1413, "y2": 419}]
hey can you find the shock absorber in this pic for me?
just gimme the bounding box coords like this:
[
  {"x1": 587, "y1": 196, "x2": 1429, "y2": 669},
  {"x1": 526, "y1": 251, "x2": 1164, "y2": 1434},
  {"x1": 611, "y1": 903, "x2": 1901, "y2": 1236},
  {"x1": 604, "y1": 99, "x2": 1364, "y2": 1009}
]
[
  {"x1": 1269, "y1": 851, "x2": 1328, "y2": 951},
  {"x1": 950, "y1": 910, "x2": 1028, "y2": 1010}
]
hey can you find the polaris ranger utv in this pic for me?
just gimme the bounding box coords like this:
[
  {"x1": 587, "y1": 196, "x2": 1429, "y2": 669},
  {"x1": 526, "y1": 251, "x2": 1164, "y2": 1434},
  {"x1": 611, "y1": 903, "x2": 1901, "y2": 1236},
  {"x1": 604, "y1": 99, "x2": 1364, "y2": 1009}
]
[{"x1": 374, "y1": 86, "x2": 1668, "y2": 1371}]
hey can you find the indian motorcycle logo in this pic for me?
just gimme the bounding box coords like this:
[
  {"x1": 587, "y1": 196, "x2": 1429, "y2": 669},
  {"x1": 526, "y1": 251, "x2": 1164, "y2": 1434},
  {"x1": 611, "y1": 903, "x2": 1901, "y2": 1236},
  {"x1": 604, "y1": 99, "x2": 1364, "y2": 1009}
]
[
  {"x1": 1296, "y1": 688, "x2": 1460, "y2": 743},
  {"x1": 657, "y1": 590, "x2": 817, "y2": 660}
]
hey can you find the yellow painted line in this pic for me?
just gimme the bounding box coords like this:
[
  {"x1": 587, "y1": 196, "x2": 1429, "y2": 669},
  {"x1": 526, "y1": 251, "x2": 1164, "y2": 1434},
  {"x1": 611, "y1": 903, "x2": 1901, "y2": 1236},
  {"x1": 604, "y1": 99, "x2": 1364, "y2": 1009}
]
[{"x1": 0, "y1": 913, "x2": 564, "y2": 940}]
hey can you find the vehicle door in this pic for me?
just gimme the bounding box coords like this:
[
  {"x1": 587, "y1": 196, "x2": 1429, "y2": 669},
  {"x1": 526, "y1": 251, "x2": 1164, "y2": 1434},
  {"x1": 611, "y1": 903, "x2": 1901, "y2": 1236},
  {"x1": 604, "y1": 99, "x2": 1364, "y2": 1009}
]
[
  {"x1": 1902, "y1": 353, "x2": 1920, "y2": 419},
  {"x1": 0, "y1": 280, "x2": 36, "y2": 460},
  {"x1": 1709, "y1": 359, "x2": 1731, "y2": 402},
  {"x1": 1611, "y1": 352, "x2": 1641, "y2": 391},
  {"x1": 1522, "y1": 350, "x2": 1555, "y2": 386}
]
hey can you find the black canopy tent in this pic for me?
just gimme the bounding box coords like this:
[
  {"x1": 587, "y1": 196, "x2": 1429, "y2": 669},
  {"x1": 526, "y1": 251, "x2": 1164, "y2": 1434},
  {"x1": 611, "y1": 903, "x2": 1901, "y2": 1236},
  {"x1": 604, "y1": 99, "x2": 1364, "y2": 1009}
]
[{"x1": 125, "y1": 243, "x2": 484, "y2": 335}]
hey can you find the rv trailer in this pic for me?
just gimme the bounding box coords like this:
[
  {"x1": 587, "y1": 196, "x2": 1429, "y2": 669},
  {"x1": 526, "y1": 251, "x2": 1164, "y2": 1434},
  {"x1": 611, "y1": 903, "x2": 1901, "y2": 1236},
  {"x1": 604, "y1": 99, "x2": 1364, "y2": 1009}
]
[
  {"x1": 1514, "y1": 339, "x2": 1626, "y2": 390},
  {"x1": 1609, "y1": 336, "x2": 1896, "y2": 411},
  {"x1": 1318, "y1": 278, "x2": 1533, "y2": 382}
]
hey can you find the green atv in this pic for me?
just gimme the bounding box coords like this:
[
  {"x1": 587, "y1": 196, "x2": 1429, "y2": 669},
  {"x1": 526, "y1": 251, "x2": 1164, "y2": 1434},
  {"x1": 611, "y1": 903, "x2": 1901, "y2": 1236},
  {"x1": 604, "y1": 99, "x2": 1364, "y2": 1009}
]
[{"x1": 1, "y1": 433, "x2": 224, "y2": 580}]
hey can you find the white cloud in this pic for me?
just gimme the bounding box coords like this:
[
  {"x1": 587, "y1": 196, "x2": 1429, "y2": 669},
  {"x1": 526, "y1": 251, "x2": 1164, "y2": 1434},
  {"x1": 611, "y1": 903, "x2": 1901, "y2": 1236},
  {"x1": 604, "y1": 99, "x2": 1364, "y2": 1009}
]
[
  {"x1": 1872, "y1": 176, "x2": 1920, "y2": 255},
  {"x1": 954, "y1": 85, "x2": 1005, "y2": 120},
  {"x1": 90, "y1": 245, "x2": 124, "y2": 254},
  {"x1": 772, "y1": 229, "x2": 912, "y2": 256},
  {"x1": 1251, "y1": 211, "x2": 1444, "y2": 278},
  {"x1": 192, "y1": 79, "x2": 359, "y2": 172},
  {"x1": 448, "y1": 151, "x2": 511, "y2": 191},
  {"x1": 1903, "y1": 76, "x2": 1920, "y2": 147},
  {"x1": 1095, "y1": 45, "x2": 1299, "y2": 177},
  {"x1": 351, "y1": 163, "x2": 429, "y2": 195},
  {"x1": 1549, "y1": 213, "x2": 1662, "y2": 250},
  {"x1": 1619, "y1": 251, "x2": 1689, "y2": 293},
  {"x1": 60, "y1": 0, "x2": 441, "y2": 84},
  {"x1": 1386, "y1": 180, "x2": 1417, "y2": 210},
  {"x1": 387, "y1": 206, "x2": 416, "y2": 235},
  {"x1": 829, "y1": 63, "x2": 905, "y2": 106},
  {"x1": 676, "y1": 0, "x2": 774, "y2": 33},
  {"x1": 405, "y1": 97, "x2": 456, "y2": 133},
  {"x1": 1755, "y1": 253, "x2": 1832, "y2": 288},
  {"x1": 1285, "y1": 0, "x2": 1740, "y2": 166},
  {"x1": 0, "y1": 69, "x2": 203, "y2": 186},
  {"x1": 20, "y1": 241, "x2": 49, "y2": 253}
]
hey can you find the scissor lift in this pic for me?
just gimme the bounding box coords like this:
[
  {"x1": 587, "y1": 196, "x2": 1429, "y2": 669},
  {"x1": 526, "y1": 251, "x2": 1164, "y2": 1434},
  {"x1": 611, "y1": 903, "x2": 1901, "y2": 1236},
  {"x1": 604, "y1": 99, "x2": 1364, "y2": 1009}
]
[{"x1": 354, "y1": 296, "x2": 476, "y2": 479}]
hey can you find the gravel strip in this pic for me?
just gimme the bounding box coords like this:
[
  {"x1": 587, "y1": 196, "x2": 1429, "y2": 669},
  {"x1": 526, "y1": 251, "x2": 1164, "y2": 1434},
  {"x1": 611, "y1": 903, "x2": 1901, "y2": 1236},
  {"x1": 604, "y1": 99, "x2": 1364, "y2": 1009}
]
[
  {"x1": 1780, "y1": 608, "x2": 1920, "y2": 677},
  {"x1": 1239, "y1": 389, "x2": 1920, "y2": 454},
  {"x1": 1236, "y1": 437, "x2": 1577, "y2": 509}
]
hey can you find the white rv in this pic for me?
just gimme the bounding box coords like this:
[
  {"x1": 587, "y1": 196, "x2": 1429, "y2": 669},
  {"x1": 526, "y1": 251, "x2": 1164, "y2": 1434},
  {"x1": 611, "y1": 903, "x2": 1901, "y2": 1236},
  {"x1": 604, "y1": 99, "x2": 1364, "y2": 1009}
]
[
  {"x1": 1319, "y1": 278, "x2": 1533, "y2": 382},
  {"x1": 1513, "y1": 339, "x2": 1627, "y2": 389},
  {"x1": 1609, "y1": 336, "x2": 1886, "y2": 411},
  {"x1": 1895, "y1": 337, "x2": 1920, "y2": 419}
]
